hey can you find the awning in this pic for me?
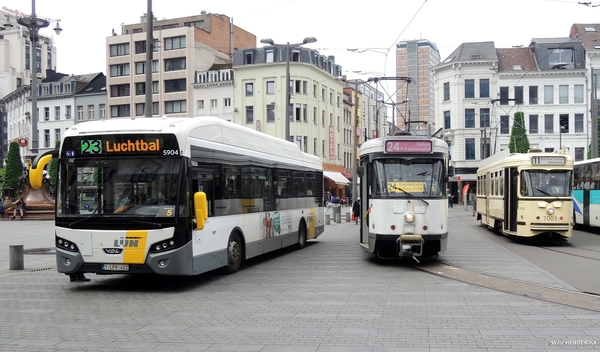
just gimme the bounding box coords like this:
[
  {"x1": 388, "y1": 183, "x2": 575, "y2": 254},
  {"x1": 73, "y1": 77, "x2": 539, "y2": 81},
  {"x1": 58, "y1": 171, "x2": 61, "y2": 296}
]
[{"x1": 324, "y1": 171, "x2": 350, "y2": 185}]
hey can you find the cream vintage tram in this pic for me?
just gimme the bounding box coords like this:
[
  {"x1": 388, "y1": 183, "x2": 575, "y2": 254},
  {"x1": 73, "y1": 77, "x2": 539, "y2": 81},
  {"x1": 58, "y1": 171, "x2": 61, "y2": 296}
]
[{"x1": 476, "y1": 149, "x2": 573, "y2": 239}]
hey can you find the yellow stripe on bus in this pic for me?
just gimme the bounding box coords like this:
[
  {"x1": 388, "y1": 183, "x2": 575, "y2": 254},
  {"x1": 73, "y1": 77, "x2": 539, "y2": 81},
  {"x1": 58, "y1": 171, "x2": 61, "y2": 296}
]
[{"x1": 122, "y1": 230, "x2": 148, "y2": 264}]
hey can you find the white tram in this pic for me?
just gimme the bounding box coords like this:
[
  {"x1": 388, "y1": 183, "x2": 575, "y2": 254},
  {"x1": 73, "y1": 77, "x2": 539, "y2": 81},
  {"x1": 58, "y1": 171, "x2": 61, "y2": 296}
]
[
  {"x1": 357, "y1": 135, "x2": 450, "y2": 260},
  {"x1": 476, "y1": 149, "x2": 573, "y2": 239}
]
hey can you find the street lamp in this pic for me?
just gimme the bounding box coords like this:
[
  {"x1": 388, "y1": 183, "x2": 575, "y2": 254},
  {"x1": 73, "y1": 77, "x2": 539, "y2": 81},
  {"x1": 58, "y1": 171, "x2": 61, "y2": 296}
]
[
  {"x1": 559, "y1": 125, "x2": 566, "y2": 153},
  {"x1": 260, "y1": 37, "x2": 317, "y2": 142},
  {"x1": 15, "y1": 0, "x2": 62, "y2": 155}
]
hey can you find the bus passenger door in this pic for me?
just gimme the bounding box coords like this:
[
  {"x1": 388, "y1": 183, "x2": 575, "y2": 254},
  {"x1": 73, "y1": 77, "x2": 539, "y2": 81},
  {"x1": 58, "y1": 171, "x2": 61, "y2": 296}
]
[{"x1": 504, "y1": 167, "x2": 518, "y2": 232}]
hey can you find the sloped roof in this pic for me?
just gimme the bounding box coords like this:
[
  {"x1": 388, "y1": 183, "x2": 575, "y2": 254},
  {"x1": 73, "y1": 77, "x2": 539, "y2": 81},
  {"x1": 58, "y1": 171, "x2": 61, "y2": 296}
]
[
  {"x1": 74, "y1": 73, "x2": 106, "y2": 96},
  {"x1": 570, "y1": 23, "x2": 600, "y2": 51},
  {"x1": 441, "y1": 41, "x2": 497, "y2": 64},
  {"x1": 496, "y1": 47, "x2": 539, "y2": 73}
]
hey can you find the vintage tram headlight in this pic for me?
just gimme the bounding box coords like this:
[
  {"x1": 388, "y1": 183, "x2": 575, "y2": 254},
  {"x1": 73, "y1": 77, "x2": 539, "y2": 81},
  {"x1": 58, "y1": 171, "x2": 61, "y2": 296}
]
[
  {"x1": 546, "y1": 207, "x2": 555, "y2": 215},
  {"x1": 405, "y1": 212, "x2": 415, "y2": 223}
]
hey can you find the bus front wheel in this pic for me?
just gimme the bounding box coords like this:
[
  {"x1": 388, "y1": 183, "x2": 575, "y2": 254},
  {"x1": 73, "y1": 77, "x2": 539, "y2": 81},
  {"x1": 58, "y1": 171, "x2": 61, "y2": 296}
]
[{"x1": 224, "y1": 232, "x2": 243, "y2": 274}]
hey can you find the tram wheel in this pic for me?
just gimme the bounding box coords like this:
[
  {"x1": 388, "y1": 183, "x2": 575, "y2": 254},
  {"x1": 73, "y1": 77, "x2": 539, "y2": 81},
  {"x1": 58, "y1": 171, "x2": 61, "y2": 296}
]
[
  {"x1": 224, "y1": 232, "x2": 243, "y2": 274},
  {"x1": 295, "y1": 222, "x2": 307, "y2": 249}
]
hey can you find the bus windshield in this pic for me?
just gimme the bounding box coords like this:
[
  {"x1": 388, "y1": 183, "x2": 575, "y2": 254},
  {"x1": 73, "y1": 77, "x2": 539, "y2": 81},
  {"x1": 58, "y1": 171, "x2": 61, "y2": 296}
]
[
  {"x1": 520, "y1": 170, "x2": 572, "y2": 197},
  {"x1": 57, "y1": 157, "x2": 182, "y2": 219},
  {"x1": 371, "y1": 158, "x2": 444, "y2": 198}
]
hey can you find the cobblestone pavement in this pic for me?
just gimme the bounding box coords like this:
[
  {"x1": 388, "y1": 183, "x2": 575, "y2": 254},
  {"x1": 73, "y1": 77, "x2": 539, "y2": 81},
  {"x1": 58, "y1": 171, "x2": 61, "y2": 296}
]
[{"x1": 0, "y1": 212, "x2": 599, "y2": 351}]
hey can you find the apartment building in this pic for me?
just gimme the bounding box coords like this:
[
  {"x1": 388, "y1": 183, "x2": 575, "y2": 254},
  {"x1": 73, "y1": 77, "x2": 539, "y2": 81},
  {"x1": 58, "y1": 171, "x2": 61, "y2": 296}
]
[
  {"x1": 434, "y1": 39, "x2": 589, "y2": 199},
  {"x1": 106, "y1": 12, "x2": 255, "y2": 118},
  {"x1": 395, "y1": 39, "x2": 440, "y2": 133}
]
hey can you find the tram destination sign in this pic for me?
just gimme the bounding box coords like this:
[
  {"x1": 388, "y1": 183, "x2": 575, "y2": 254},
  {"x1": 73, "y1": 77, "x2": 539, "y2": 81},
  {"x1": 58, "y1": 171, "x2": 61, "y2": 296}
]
[
  {"x1": 530, "y1": 156, "x2": 566, "y2": 166},
  {"x1": 385, "y1": 140, "x2": 432, "y2": 154}
]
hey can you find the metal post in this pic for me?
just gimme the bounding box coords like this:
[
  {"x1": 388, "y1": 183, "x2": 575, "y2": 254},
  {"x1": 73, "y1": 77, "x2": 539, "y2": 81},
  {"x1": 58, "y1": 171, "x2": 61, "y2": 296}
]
[
  {"x1": 144, "y1": 0, "x2": 153, "y2": 117},
  {"x1": 29, "y1": 0, "x2": 39, "y2": 154},
  {"x1": 285, "y1": 42, "x2": 291, "y2": 142},
  {"x1": 592, "y1": 71, "x2": 599, "y2": 158},
  {"x1": 352, "y1": 89, "x2": 359, "y2": 205},
  {"x1": 9, "y1": 245, "x2": 24, "y2": 270}
]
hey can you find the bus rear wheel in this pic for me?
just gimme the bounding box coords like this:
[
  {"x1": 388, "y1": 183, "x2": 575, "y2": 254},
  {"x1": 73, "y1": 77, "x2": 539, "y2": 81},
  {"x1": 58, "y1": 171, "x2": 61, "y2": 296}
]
[
  {"x1": 295, "y1": 222, "x2": 307, "y2": 249},
  {"x1": 224, "y1": 232, "x2": 242, "y2": 274}
]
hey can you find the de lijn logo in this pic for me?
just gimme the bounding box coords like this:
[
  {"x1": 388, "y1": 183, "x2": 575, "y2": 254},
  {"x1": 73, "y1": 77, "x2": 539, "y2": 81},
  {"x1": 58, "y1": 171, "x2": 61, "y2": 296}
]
[{"x1": 81, "y1": 139, "x2": 103, "y2": 155}]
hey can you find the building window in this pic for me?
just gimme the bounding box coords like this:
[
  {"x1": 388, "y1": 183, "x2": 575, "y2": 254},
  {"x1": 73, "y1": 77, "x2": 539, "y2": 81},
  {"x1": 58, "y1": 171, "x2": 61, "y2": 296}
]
[
  {"x1": 295, "y1": 103, "x2": 301, "y2": 121},
  {"x1": 184, "y1": 20, "x2": 204, "y2": 28},
  {"x1": 266, "y1": 81, "x2": 275, "y2": 94},
  {"x1": 267, "y1": 104, "x2": 275, "y2": 122},
  {"x1": 44, "y1": 129, "x2": 50, "y2": 148},
  {"x1": 224, "y1": 98, "x2": 231, "y2": 107},
  {"x1": 198, "y1": 100, "x2": 204, "y2": 109},
  {"x1": 110, "y1": 84, "x2": 130, "y2": 97},
  {"x1": 99, "y1": 104, "x2": 106, "y2": 119},
  {"x1": 88, "y1": 105, "x2": 95, "y2": 120},
  {"x1": 480, "y1": 108, "x2": 490, "y2": 128},
  {"x1": 500, "y1": 87, "x2": 509, "y2": 105},
  {"x1": 266, "y1": 49, "x2": 274, "y2": 63},
  {"x1": 66, "y1": 105, "x2": 72, "y2": 119},
  {"x1": 465, "y1": 79, "x2": 474, "y2": 98},
  {"x1": 246, "y1": 106, "x2": 254, "y2": 124},
  {"x1": 135, "y1": 103, "x2": 144, "y2": 117},
  {"x1": 529, "y1": 86, "x2": 538, "y2": 105},
  {"x1": 164, "y1": 36, "x2": 186, "y2": 50},
  {"x1": 44, "y1": 107, "x2": 50, "y2": 121},
  {"x1": 544, "y1": 85, "x2": 553, "y2": 104},
  {"x1": 500, "y1": 115, "x2": 509, "y2": 134},
  {"x1": 559, "y1": 114, "x2": 569, "y2": 132},
  {"x1": 111, "y1": 105, "x2": 130, "y2": 118},
  {"x1": 545, "y1": 114, "x2": 554, "y2": 133},
  {"x1": 444, "y1": 111, "x2": 451, "y2": 129},
  {"x1": 559, "y1": 85, "x2": 569, "y2": 104},
  {"x1": 110, "y1": 64, "x2": 130, "y2": 77},
  {"x1": 303, "y1": 104, "x2": 308, "y2": 122},
  {"x1": 246, "y1": 83, "x2": 254, "y2": 96},
  {"x1": 479, "y1": 79, "x2": 489, "y2": 98},
  {"x1": 548, "y1": 48, "x2": 574, "y2": 69},
  {"x1": 164, "y1": 57, "x2": 186, "y2": 71},
  {"x1": 165, "y1": 100, "x2": 187, "y2": 114},
  {"x1": 165, "y1": 79, "x2": 187, "y2": 93},
  {"x1": 55, "y1": 129, "x2": 61, "y2": 144},
  {"x1": 465, "y1": 109, "x2": 475, "y2": 128},
  {"x1": 575, "y1": 147, "x2": 585, "y2": 162},
  {"x1": 109, "y1": 43, "x2": 129, "y2": 57},
  {"x1": 77, "y1": 106, "x2": 84, "y2": 120},
  {"x1": 135, "y1": 60, "x2": 158, "y2": 74},
  {"x1": 575, "y1": 84, "x2": 584, "y2": 104},
  {"x1": 529, "y1": 114, "x2": 538, "y2": 134},
  {"x1": 134, "y1": 40, "x2": 158, "y2": 54},
  {"x1": 54, "y1": 106, "x2": 60, "y2": 120},
  {"x1": 575, "y1": 113, "x2": 584, "y2": 133},
  {"x1": 465, "y1": 138, "x2": 475, "y2": 160},
  {"x1": 210, "y1": 99, "x2": 217, "y2": 108},
  {"x1": 443, "y1": 82, "x2": 450, "y2": 101},
  {"x1": 515, "y1": 86, "x2": 523, "y2": 104}
]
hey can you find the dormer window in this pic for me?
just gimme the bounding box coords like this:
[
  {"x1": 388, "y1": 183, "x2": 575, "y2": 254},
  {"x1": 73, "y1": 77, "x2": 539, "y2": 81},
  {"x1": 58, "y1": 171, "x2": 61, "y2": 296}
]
[
  {"x1": 471, "y1": 54, "x2": 482, "y2": 59},
  {"x1": 512, "y1": 65, "x2": 523, "y2": 71},
  {"x1": 585, "y1": 26, "x2": 597, "y2": 32}
]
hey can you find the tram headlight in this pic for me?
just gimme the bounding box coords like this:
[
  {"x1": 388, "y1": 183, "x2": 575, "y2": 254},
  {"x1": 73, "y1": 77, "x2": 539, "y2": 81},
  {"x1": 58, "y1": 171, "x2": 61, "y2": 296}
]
[
  {"x1": 405, "y1": 212, "x2": 415, "y2": 223},
  {"x1": 546, "y1": 207, "x2": 555, "y2": 215}
]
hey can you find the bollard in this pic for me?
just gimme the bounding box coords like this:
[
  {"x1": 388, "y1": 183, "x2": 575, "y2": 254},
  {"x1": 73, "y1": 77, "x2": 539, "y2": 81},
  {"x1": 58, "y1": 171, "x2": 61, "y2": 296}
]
[
  {"x1": 9, "y1": 245, "x2": 24, "y2": 270},
  {"x1": 345, "y1": 212, "x2": 351, "y2": 222},
  {"x1": 325, "y1": 214, "x2": 331, "y2": 225},
  {"x1": 335, "y1": 213, "x2": 341, "y2": 223}
]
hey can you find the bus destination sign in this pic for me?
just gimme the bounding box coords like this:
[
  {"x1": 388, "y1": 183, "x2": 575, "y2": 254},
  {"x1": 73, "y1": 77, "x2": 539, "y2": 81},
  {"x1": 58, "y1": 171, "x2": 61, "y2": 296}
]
[
  {"x1": 385, "y1": 140, "x2": 432, "y2": 154},
  {"x1": 530, "y1": 156, "x2": 566, "y2": 166},
  {"x1": 63, "y1": 134, "x2": 180, "y2": 157}
]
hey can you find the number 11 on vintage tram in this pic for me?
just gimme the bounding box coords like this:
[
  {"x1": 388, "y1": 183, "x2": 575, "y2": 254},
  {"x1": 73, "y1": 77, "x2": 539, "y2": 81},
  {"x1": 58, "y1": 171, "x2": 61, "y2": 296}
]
[{"x1": 357, "y1": 135, "x2": 450, "y2": 261}]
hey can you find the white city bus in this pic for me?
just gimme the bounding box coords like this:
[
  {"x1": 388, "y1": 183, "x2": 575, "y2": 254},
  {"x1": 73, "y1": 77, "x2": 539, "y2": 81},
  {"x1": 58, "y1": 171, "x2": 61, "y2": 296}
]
[
  {"x1": 30, "y1": 116, "x2": 324, "y2": 280},
  {"x1": 357, "y1": 134, "x2": 450, "y2": 261},
  {"x1": 573, "y1": 158, "x2": 600, "y2": 228}
]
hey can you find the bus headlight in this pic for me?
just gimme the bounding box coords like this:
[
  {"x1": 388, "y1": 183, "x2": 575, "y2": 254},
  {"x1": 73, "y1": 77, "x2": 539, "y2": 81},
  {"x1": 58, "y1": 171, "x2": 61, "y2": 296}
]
[
  {"x1": 405, "y1": 212, "x2": 415, "y2": 223},
  {"x1": 546, "y1": 207, "x2": 555, "y2": 215}
]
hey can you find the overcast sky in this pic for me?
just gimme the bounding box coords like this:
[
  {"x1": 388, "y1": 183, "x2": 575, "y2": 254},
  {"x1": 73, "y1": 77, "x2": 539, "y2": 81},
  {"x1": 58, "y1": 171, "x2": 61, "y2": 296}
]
[{"x1": 5, "y1": 0, "x2": 600, "y2": 86}]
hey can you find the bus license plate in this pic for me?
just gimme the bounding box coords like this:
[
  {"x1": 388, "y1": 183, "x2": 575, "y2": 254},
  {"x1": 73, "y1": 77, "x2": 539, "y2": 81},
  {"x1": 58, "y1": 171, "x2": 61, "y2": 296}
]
[{"x1": 102, "y1": 264, "x2": 129, "y2": 271}]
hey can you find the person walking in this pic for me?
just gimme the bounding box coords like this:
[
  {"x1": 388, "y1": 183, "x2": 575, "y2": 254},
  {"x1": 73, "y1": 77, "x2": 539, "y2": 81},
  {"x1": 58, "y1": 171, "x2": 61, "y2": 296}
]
[
  {"x1": 447, "y1": 193, "x2": 453, "y2": 208},
  {"x1": 472, "y1": 194, "x2": 477, "y2": 216},
  {"x1": 352, "y1": 197, "x2": 361, "y2": 225}
]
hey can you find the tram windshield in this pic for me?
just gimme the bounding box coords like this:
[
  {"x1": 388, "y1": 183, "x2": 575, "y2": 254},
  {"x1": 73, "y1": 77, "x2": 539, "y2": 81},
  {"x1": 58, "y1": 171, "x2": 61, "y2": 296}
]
[
  {"x1": 56, "y1": 157, "x2": 183, "y2": 219},
  {"x1": 520, "y1": 170, "x2": 572, "y2": 197},
  {"x1": 371, "y1": 158, "x2": 444, "y2": 198}
]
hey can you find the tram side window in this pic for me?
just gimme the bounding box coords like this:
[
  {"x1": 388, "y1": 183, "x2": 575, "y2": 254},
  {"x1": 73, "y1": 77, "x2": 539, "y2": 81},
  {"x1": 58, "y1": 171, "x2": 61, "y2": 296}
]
[{"x1": 499, "y1": 170, "x2": 504, "y2": 196}]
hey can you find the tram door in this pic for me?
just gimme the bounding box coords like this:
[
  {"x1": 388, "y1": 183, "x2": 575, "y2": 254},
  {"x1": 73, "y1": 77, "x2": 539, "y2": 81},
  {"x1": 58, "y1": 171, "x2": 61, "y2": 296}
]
[{"x1": 504, "y1": 167, "x2": 518, "y2": 232}]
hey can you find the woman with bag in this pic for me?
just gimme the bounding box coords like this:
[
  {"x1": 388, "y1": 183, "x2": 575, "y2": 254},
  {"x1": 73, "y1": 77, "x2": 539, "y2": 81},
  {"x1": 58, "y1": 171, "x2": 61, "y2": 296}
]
[{"x1": 352, "y1": 197, "x2": 361, "y2": 225}]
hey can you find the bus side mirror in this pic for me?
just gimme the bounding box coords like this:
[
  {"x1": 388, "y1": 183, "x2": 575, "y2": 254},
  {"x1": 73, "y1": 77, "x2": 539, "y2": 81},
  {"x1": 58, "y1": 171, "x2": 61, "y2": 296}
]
[
  {"x1": 447, "y1": 165, "x2": 454, "y2": 177},
  {"x1": 194, "y1": 191, "x2": 208, "y2": 230}
]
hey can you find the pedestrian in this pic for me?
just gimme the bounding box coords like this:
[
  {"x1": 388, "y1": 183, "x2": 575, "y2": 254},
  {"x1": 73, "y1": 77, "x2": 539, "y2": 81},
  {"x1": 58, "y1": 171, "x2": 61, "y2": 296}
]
[
  {"x1": 447, "y1": 193, "x2": 453, "y2": 208},
  {"x1": 472, "y1": 194, "x2": 477, "y2": 216},
  {"x1": 352, "y1": 197, "x2": 361, "y2": 225},
  {"x1": 11, "y1": 196, "x2": 26, "y2": 220}
]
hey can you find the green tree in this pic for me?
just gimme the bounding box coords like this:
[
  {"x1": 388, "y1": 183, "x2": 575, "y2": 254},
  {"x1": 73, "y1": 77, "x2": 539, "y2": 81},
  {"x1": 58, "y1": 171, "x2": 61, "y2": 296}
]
[
  {"x1": 587, "y1": 115, "x2": 600, "y2": 159},
  {"x1": 48, "y1": 140, "x2": 60, "y2": 190},
  {"x1": 508, "y1": 112, "x2": 530, "y2": 153},
  {"x1": 4, "y1": 142, "x2": 23, "y2": 191}
]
